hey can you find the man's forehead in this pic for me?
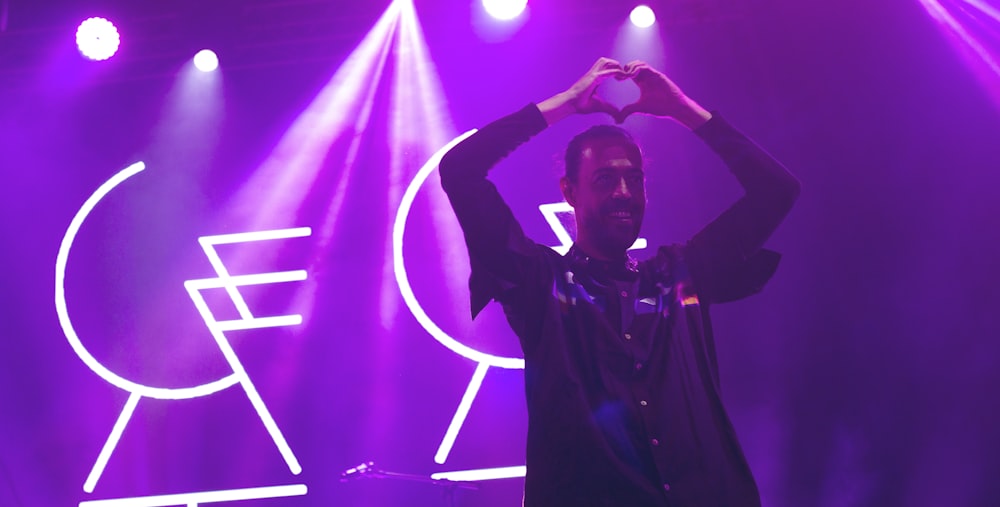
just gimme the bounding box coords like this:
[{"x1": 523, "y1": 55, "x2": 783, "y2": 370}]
[{"x1": 579, "y1": 139, "x2": 642, "y2": 168}]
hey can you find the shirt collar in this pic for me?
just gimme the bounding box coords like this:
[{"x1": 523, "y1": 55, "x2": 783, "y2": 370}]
[{"x1": 565, "y1": 244, "x2": 639, "y2": 281}]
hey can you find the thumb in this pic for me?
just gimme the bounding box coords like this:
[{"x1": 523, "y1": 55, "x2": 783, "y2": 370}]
[
  {"x1": 591, "y1": 95, "x2": 620, "y2": 120},
  {"x1": 617, "y1": 102, "x2": 641, "y2": 124}
]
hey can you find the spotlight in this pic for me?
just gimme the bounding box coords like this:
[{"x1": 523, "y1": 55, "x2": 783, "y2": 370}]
[
  {"x1": 482, "y1": 0, "x2": 527, "y2": 20},
  {"x1": 193, "y1": 49, "x2": 219, "y2": 72},
  {"x1": 76, "y1": 17, "x2": 120, "y2": 61},
  {"x1": 630, "y1": 5, "x2": 656, "y2": 28}
]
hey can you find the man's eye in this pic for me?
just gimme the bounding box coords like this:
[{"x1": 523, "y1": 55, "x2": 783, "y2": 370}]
[{"x1": 594, "y1": 174, "x2": 614, "y2": 186}]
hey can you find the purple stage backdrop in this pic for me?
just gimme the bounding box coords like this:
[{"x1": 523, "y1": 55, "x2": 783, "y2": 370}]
[{"x1": 1, "y1": 0, "x2": 999, "y2": 506}]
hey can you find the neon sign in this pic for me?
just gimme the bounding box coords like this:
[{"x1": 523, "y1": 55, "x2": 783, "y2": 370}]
[{"x1": 56, "y1": 161, "x2": 310, "y2": 506}]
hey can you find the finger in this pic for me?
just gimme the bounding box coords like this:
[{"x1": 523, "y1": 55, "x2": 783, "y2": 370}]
[
  {"x1": 613, "y1": 105, "x2": 632, "y2": 124},
  {"x1": 591, "y1": 95, "x2": 620, "y2": 118},
  {"x1": 613, "y1": 62, "x2": 635, "y2": 80},
  {"x1": 618, "y1": 102, "x2": 641, "y2": 123},
  {"x1": 594, "y1": 68, "x2": 627, "y2": 79},
  {"x1": 623, "y1": 60, "x2": 643, "y2": 74},
  {"x1": 589, "y1": 68, "x2": 627, "y2": 89},
  {"x1": 593, "y1": 57, "x2": 622, "y2": 73},
  {"x1": 623, "y1": 60, "x2": 646, "y2": 78},
  {"x1": 633, "y1": 64, "x2": 665, "y2": 83}
]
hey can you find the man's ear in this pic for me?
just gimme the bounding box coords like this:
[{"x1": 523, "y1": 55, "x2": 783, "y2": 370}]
[{"x1": 560, "y1": 177, "x2": 577, "y2": 207}]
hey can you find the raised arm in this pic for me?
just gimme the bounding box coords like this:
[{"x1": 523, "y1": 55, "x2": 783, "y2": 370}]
[
  {"x1": 618, "y1": 62, "x2": 801, "y2": 302},
  {"x1": 684, "y1": 114, "x2": 801, "y2": 303},
  {"x1": 439, "y1": 104, "x2": 548, "y2": 319},
  {"x1": 439, "y1": 58, "x2": 629, "y2": 316}
]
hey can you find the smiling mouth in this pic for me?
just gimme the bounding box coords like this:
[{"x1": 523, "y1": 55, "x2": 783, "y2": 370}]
[{"x1": 609, "y1": 211, "x2": 633, "y2": 220}]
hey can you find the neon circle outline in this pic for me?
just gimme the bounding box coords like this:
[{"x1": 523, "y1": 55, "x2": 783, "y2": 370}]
[
  {"x1": 55, "y1": 161, "x2": 240, "y2": 400},
  {"x1": 393, "y1": 130, "x2": 525, "y2": 370}
]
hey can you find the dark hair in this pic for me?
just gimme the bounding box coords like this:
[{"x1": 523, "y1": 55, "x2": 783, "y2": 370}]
[{"x1": 564, "y1": 125, "x2": 641, "y2": 182}]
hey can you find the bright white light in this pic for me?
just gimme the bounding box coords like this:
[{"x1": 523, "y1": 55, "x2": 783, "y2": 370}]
[
  {"x1": 482, "y1": 0, "x2": 527, "y2": 20},
  {"x1": 84, "y1": 393, "x2": 140, "y2": 493},
  {"x1": 431, "y1": 466, "x2": 526, "y2": 481},
  {"x1": 196, "y1": 227, "x2": 312, "y2": 320},
  {"x1": 435, "y1": 363, "x2": 489, "y2": 464},
  {"x1": 185, "y1": 228, "x2": 314, "y2": 477},
  {"x1": 630, "y1": 5, "x2": 656, "y2": 28},
  {"x1": 78, "y1": 484, "x2": 308, "y2": 507},
  {"x1": 193, "y1": 49, "x2": 219, "y2": 72},
  {"x1": 76, "y1": 17, "x2": 120, "y2": 61}
]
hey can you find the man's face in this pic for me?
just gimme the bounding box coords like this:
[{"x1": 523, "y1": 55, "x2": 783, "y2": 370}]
[{"x1": 562, "y1": 138, "x2": 646, "y2": 257}]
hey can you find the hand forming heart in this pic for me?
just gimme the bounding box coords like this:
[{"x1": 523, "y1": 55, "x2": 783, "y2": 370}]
[
  {"x1": 614, "y1": 61, "x2": 691, "y2": 124},
  {"x1": 539, "y1": 57, "x2": 709, "y2": 128},
  {"x1": 563, "y1": 57, "x2": 630, "y2": 120}
]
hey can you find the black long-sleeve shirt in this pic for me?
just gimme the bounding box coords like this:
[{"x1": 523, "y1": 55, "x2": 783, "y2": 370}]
[{"x1": 440, "y1": 104, "x2": 800, "y2": 507}]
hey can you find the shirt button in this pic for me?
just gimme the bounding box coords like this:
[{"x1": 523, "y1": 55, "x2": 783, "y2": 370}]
[
  {"x1": 620, "y1": 290, "x2": 628, "y2": 297},
  {"x1": 663, "y1": 483, "x2": 671, "y2": 491},
  {"x1": 635, "y1": 362, "x2": 643, "y2": 370},
  {"x1": 624, "y1": 333, "x2": 632, "y2": 340},
  {"x1": 640, "y1": 400, "x2": 648, "y2": 406},
  {"x1": 651, "y1": 438, "x2": 660, "y2": 446}
]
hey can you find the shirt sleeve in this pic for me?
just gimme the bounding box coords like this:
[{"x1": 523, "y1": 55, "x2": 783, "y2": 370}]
[
  {"x1": 683, "y1": 113, "x2": 801, "y2": 304},
  {"x1": 439, "y1": 104, "x2": 551, "y2": 318}
]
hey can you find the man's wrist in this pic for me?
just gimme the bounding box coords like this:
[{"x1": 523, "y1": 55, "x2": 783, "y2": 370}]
[
  {"x1": 673, "y1": 97, "x2": 712, "y2": 130},
  {"x1": 538, "y1": 91, "x2": 575, "y2": 126}
]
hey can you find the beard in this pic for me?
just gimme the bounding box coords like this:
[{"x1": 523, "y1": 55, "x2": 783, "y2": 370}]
[{"x1": 579, "y1": 203, "x2": 644, "y2": 255}]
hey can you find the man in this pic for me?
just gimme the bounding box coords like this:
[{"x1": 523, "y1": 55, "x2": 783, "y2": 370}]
[{"x1": 439, "y1": 58, "x2": 800, "y2": 507}]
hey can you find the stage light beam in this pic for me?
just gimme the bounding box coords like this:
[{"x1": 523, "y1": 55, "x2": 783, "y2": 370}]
[
  {"x1": 918, "y1": 0, "x2": 1000, "y2": 110},
  {"x1": 483, "y1": 0, "x2": 527, "y2": 20},
  {"x1": 630, "y1": 5, "x2": 656, "y2": 28},
  {"x1": 76, "y1": 17, "x2": 120, "y2": 61},
  {"x1": 193, "y1": 49, "x2": 219, "y2": 72},
  {"x1": 218, "y1": 0, "x2": 402, "y2": 330}
]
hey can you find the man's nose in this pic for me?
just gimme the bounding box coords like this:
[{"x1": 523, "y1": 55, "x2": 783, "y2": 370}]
[{"x1": 612, "y1": 176, "x2": 632, "y2": 198}]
